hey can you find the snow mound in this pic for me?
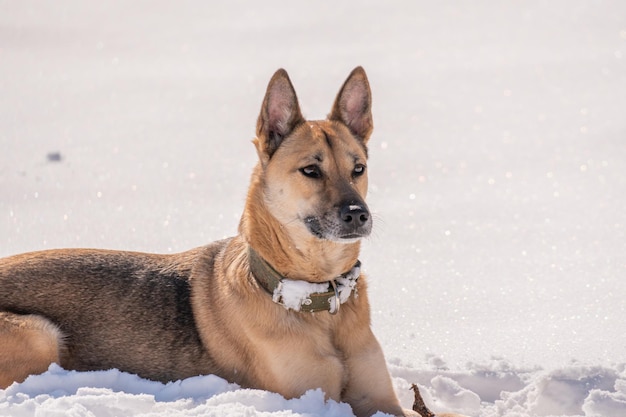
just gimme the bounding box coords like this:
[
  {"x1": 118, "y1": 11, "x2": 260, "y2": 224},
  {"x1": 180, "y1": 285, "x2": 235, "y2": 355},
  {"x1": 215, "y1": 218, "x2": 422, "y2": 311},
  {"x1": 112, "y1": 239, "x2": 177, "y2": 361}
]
[
  {"x1": 2, "y1": 360, "x2": 626, "y2": 417},
  {"x1": 484, "y1": 364, "x2": 626, "y2": 417},
  {"x1": 0, "y1": 364, "x2": 351, "y2": 417}
]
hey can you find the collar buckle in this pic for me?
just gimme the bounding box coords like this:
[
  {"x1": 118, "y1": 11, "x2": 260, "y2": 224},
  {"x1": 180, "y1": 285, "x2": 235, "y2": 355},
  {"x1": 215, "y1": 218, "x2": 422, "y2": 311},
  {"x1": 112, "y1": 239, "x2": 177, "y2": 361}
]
[{"x1": 329, "y1": 280, "x2": 340, "y2": 315}]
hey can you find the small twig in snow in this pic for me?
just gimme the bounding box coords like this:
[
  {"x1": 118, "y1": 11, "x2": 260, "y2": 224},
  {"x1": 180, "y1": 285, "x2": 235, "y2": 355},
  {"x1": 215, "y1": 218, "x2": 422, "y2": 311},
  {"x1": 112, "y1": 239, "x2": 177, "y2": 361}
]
[{"x1": 410, "y1": 383, "x2": 435, "y2": 417}]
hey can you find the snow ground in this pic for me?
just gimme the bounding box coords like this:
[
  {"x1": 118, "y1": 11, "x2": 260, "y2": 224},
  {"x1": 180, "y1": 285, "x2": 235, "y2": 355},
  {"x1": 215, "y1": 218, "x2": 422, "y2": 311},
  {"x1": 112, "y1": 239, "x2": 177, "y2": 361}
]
[{"x1": 1, "y1": 1, "x2": 625, "y2": 416}]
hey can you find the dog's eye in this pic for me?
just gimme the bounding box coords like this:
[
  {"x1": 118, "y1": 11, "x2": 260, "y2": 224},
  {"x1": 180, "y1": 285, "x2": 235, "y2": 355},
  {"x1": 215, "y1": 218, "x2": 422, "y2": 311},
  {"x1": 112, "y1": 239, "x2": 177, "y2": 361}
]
[
  {"x1": 353, "y1": 164, "x2": 366, "y2": 177},
  {"x1": 300, "y1": 165, "x2": 322, "y2": 179}
]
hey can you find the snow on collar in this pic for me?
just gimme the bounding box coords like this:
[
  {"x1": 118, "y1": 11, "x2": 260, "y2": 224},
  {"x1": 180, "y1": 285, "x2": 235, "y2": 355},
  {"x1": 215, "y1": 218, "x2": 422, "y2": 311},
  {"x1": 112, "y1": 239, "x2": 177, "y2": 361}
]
[{"x1": 248, "y1": 247, "x2": 361, "y2": 314}]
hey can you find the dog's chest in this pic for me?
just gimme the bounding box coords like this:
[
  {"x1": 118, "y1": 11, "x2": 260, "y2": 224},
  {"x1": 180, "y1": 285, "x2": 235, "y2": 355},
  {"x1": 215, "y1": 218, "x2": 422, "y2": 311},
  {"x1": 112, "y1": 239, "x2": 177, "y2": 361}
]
[{"x1": 256, "y1": 325, "x2": 347, "y2": 400}]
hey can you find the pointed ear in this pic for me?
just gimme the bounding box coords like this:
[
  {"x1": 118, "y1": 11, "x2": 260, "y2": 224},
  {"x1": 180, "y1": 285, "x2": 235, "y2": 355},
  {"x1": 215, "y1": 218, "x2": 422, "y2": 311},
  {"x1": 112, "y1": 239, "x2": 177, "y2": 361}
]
[
  {"x1": 255, "y1": 69, "x2": 305, "y2": 159},
  {"x1": 328, "y1": 66, "x2": 373, "y2": 143}
]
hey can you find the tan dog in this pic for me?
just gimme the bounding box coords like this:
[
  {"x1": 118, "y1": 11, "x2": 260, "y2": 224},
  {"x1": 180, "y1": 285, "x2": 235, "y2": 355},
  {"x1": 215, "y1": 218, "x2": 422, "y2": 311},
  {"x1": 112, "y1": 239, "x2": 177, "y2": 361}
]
[{"x1": 0, "y1": 68, "x2": 459, "y2": 417}]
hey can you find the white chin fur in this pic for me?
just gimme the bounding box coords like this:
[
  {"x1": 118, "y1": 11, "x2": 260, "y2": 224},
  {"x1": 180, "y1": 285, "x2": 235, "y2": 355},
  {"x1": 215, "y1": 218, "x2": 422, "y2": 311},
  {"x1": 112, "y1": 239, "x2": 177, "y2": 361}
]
[{"x1": 329, "y1": 236, "x2": 363, "y2": 244}]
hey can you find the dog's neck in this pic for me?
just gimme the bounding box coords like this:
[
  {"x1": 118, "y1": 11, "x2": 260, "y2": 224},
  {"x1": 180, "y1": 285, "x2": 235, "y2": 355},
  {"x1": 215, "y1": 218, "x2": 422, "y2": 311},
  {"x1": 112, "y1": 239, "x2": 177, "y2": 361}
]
[{"x1": 239, "y1": 166, "x2": 361, "y2": 283}]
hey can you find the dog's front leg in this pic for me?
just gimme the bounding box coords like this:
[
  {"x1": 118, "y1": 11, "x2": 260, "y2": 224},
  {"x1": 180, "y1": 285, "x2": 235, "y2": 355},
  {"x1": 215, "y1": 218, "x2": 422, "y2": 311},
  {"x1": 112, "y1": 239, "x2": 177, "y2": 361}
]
[{"x1": 338, "y1": 326, "x2": 413, "y2": 417}]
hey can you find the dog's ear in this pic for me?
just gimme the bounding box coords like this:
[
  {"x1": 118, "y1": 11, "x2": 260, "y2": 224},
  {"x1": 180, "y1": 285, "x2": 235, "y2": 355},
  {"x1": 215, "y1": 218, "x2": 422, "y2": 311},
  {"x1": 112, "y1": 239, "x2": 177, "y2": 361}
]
[
  {"x1": 255, "y1": 69, "x2": 305, "y2": 161},
  {"x1": 328, "y1": 66, "x2": 373, "y2": 143}
]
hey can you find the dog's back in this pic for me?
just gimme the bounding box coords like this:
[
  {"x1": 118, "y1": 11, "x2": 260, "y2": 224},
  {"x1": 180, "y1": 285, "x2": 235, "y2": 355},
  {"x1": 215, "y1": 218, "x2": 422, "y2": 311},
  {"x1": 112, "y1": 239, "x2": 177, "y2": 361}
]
[{"x1": 0, "y1": 241, "x2": 227, "y2": 384}]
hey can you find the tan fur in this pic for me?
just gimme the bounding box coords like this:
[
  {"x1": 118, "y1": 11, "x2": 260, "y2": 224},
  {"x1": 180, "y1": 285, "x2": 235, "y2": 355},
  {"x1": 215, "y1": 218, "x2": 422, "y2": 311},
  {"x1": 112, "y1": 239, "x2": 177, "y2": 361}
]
[
  {"x1": 0, "y1": 313, "x2": 64, "y2": 388},
  {"x1": 0, "y1": 68, "x2": 464, "y2": 417}
]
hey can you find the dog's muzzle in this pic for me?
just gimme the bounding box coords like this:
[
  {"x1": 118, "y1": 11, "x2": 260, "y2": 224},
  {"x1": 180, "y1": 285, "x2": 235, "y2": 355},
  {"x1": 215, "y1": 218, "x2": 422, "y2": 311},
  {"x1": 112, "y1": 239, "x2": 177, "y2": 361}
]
[
  {"x1": 304, "y1": 202, "x2": 372, "y2": 241},
  {"x1": 338, "y1": 203, "x2": 371, "y2": 239}
]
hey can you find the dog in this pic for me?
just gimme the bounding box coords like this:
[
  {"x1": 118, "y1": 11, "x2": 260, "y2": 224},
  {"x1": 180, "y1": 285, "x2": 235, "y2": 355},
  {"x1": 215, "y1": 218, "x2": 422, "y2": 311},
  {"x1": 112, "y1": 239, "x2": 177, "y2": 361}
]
[{"x1": 0, "y1": 68, "x2": 460, "y2": 417}]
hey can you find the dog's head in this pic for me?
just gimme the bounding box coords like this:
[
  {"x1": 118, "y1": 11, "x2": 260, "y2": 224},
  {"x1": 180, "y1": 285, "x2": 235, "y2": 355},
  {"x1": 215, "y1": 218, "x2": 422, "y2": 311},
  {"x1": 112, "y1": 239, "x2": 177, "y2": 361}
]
[{"x1": 253, "y1": 67, "x2": 373, "y2": 244}]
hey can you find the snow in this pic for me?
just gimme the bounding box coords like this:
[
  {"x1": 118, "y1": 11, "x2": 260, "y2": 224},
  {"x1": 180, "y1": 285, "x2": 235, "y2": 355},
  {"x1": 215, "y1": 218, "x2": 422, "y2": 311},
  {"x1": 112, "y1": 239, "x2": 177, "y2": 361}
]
[
  {"x1": 1, "y1": 363, "x2": 625, "y2": 417},
  {"x1": 1, "y1": 0, "x2": 625, "y2": 416},
  {"x1": 274, "y1": 279, "x2": 331, "y2": 311},
  {"x1": 272, "y1": 261, "x2": 359, "y2": 312},
  {"x1": 334, "y1": 263, "x2": 361, "y2": 304},
  {"x1": 0, "y1": 364, "x2": 352, "y2": 417}
]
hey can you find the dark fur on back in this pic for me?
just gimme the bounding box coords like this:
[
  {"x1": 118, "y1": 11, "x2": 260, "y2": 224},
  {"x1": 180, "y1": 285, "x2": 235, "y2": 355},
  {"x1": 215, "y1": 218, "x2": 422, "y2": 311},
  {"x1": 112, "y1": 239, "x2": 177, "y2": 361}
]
[{"x1": 0, "y1": 241, "x2": 228, "y2": 382}]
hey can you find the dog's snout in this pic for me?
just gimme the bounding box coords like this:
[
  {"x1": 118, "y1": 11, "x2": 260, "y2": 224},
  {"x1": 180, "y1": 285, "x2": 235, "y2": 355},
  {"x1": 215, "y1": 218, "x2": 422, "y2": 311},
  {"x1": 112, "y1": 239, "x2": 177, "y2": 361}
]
[{"x1": 340, "y1": 204, "x2": 369, "y2": 227}]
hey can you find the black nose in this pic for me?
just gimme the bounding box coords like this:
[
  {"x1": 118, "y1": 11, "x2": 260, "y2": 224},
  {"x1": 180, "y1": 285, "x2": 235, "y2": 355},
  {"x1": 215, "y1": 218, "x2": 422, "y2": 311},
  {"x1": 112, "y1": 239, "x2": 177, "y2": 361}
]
[{"x1": 340, "y1": 204, "x2": 370, "y2": 227}]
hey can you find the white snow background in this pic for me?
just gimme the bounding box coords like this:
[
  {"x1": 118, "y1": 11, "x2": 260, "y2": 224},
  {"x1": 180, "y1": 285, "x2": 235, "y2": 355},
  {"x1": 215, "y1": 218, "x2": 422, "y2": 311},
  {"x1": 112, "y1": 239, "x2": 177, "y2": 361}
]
[{"x1": 1, "y1": 1, "x2": 625, "y2": 416}]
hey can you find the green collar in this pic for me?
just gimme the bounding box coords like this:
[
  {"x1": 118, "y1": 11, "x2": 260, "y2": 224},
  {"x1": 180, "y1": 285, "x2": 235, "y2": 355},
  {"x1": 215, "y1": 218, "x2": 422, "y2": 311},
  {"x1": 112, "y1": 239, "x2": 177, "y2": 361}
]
[{"x1": 248, "y1": 246, "x2": 361, "y2": 314}]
